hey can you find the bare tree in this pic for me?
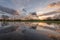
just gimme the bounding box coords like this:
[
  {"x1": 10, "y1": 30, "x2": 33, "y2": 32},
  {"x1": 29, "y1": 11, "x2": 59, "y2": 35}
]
[{"x1": 1, "y1": 15, "x2": 9, "y2": 20}]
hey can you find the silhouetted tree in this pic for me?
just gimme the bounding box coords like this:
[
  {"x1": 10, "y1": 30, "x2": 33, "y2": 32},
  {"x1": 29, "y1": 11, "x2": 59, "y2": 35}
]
[{"x1": 1, "y1": 15, "x2": 9, "y2": 20}]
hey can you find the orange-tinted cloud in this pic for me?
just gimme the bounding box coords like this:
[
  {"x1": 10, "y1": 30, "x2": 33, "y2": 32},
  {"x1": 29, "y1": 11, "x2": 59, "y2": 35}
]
[{"x1": 47, "y1": 1, "x2": 60, "y2": 8}]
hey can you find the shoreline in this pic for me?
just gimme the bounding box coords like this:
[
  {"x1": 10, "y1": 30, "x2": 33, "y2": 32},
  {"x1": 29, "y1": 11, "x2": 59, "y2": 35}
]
[{"x1": 0, "y1": 20, "x2": 60, "y2": 23}]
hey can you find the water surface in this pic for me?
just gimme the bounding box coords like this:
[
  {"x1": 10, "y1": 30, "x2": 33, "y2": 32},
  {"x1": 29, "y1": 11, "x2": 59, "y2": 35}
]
[{"x1": 0, "y1": 21, "x2": 60, "y2": 40}]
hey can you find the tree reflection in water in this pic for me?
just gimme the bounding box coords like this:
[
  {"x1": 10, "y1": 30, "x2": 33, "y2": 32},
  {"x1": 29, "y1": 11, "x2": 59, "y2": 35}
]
[
  {"x1": 0, "y1": 22, "x2": 60, "y2": 40},
  {"x1": 1, "y1": 21, "x2": 9, "y2": 27}
]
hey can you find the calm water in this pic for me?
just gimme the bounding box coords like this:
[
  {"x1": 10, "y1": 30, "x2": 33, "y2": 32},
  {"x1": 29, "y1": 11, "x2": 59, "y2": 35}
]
[{"x1": 0, "y1": 22, "x2": 60, "y2": 40}]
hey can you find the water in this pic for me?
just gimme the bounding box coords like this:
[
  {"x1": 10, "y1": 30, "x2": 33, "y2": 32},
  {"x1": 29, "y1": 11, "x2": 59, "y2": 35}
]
[{"x1": 0, "y1": 22, "x2": 60, "y2": 40}]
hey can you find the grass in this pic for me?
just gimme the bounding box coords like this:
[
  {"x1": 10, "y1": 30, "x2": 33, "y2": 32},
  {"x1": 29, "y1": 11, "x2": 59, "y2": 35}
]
[{"x1": 0, "y1": 19, "x2": 60, "y2": 24}]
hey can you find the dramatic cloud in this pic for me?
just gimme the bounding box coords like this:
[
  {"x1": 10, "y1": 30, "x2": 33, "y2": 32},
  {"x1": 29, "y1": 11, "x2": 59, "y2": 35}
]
[
  {"x1": 36, "y1": 1, "x2": 60, "y2": 14},
  {"x1": 0, "y1": 6, "x2": 19, "y2": 15},
  {"x1": 47, "y1": 1, "x2": 60, "y2": 8}
]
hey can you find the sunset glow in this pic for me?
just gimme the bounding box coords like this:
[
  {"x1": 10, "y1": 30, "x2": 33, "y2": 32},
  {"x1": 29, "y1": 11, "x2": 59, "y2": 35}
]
[
  {"x1": 38, "y1": 16, "x2": 47, "y2": 20},
  {"x1": 0, "y1": 0, "x2": 60, "y2": 40}
]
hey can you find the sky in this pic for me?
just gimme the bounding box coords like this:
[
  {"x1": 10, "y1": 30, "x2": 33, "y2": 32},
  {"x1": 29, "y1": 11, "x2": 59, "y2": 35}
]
[{"x1": 0, "y1": 0, "x2": 60, "y2": 15}]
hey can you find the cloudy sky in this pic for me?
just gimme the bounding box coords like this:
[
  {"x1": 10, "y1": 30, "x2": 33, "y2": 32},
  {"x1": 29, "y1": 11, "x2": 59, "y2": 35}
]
[{"x1": 0, "y1": 0, "x2": 60, "y2": 15}]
